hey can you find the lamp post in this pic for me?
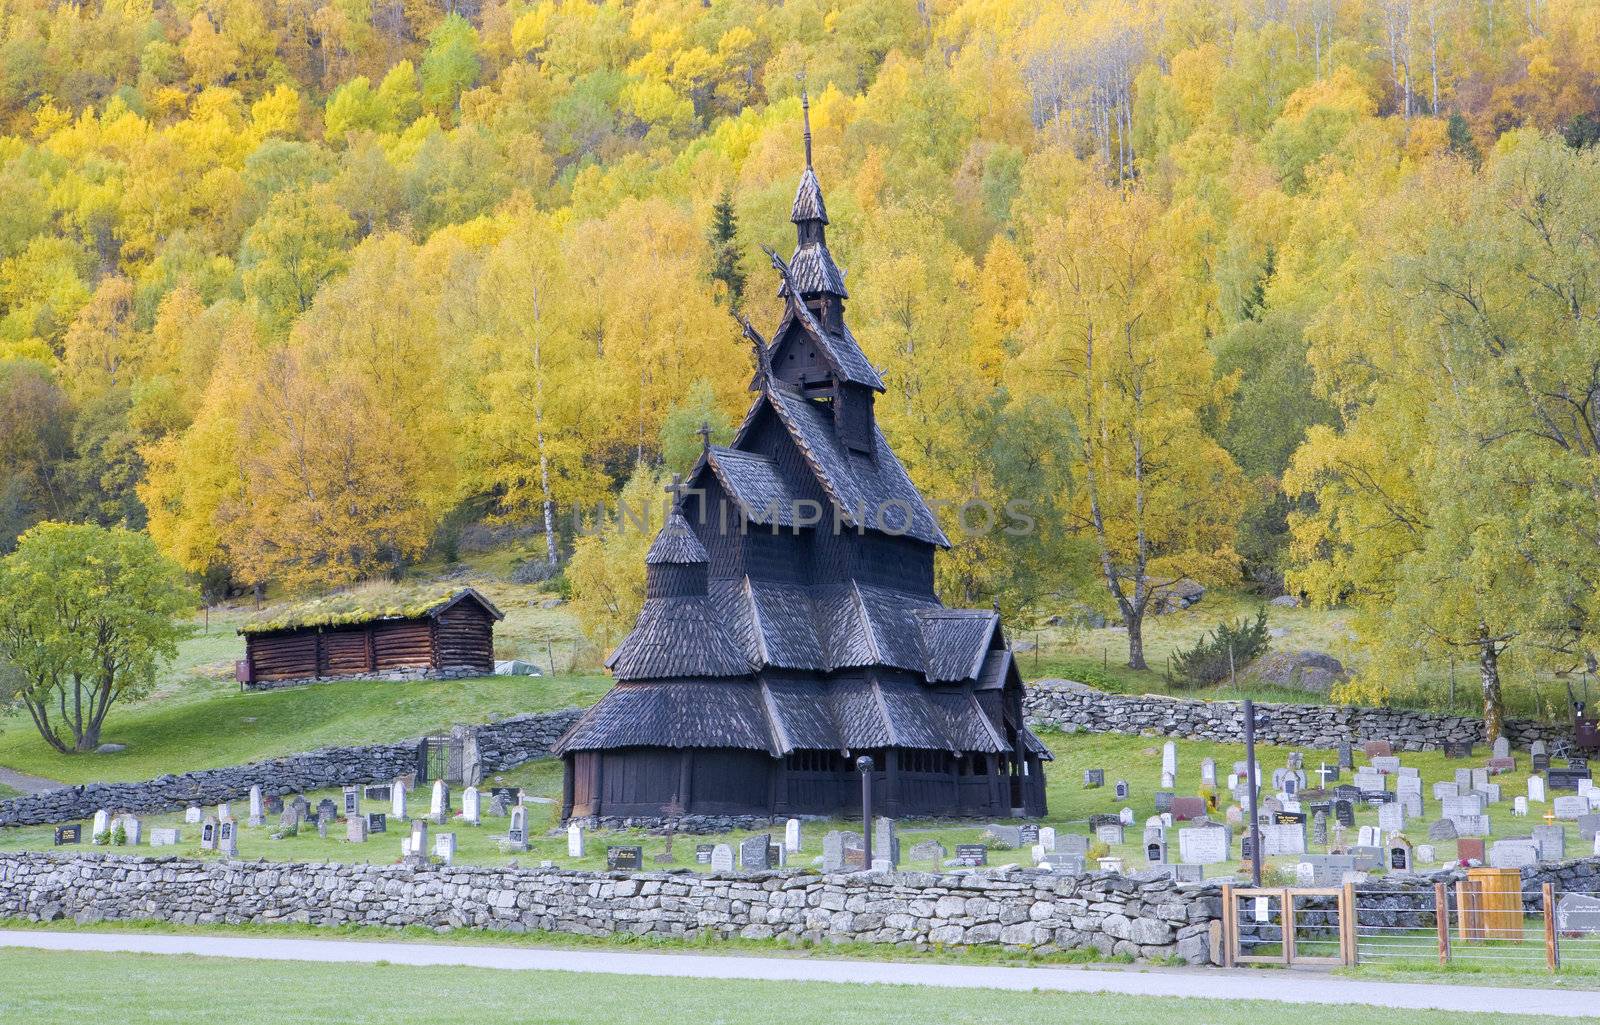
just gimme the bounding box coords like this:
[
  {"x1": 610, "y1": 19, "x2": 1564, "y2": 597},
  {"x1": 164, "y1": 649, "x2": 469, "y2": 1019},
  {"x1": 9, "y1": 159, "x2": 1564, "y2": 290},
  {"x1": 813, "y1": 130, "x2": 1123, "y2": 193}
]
[
  {"x1": 1244, "y1": 699, "x2": 1262, "y2": 887},
  {"x1": 857, "y1": 755, "x2": 875, "y2": 869}
]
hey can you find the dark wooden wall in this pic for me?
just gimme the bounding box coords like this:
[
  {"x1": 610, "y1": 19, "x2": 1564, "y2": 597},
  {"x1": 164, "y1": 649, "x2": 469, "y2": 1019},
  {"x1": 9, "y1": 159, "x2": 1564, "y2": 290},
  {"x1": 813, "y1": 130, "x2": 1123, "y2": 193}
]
[
  {"x1": 245, "y1": 603, "x2": 495, "y2": 683},
  {"x1": 433, "y1": 604, "x2": 496, "y2": 673}
]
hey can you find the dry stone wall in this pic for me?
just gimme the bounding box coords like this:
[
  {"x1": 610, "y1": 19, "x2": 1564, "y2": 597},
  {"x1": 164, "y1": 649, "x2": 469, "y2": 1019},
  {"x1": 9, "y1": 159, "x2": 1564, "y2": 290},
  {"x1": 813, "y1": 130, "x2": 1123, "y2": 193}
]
[
  {"x1": 1024, "y1": 680, "x2": 1563, "y2": 751},
  {"x1": 0, "y1": 852, "x2": 1220, "y2": 964},
  {"x1": 0, "y1": 709, "x2": 583, "y2": 829}
]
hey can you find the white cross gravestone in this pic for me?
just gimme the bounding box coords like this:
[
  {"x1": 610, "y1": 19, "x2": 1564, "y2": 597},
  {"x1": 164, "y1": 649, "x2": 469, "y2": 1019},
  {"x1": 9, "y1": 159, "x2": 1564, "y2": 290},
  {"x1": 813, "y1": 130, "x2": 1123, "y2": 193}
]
[
  {"x1": 391, "y1": 779, "x2": 408, "y2": 819},
  {"x1": 430, "y1": 781, "x2": 449, "y2": 824},
  {"x1": 785, "y1": 818, "x2": 802, "y2": 853},
  {"x1": 461, "y1": 787, "x2": 480, "y2": 826},
  {"x1": 248, "y1": 787, "x2": 265, "y2": 827},
  {"x1": 1529, "y1": 776, "x2": 1547, "y2": 803},
  {"x1": 567, "y1": 823, "x2": 585, "y2": 858}
]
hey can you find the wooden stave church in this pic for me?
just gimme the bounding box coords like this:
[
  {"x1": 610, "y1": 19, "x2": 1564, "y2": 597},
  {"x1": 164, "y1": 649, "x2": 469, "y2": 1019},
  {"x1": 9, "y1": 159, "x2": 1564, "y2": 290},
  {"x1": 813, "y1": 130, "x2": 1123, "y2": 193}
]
[{"x1": 556, "y1": 104, "x2": 1049, "y2": 822}]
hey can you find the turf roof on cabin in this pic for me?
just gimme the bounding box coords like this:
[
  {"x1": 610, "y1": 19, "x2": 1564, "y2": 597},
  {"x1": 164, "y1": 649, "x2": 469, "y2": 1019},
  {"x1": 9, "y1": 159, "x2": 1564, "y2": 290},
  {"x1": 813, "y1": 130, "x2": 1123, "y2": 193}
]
[{"x1": 238, "y1": 586, "x2": 504, "y2": 635}]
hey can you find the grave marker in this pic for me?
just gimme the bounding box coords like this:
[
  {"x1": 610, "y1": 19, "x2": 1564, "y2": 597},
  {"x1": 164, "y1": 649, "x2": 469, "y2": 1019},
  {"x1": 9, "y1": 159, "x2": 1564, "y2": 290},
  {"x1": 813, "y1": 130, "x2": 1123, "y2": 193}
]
[
  {"x1": 1177, "y1": 826, "x2": 1230, "y2": 865},
  {"x1": 347, "y1": 816, "x2": 367, "y2": 843},
  {"x1": 567, "y1": 823, "x2": 585, "y2": 858},
  {"x1": 248, "y1": 786, "x2": 265, "y2": 827},
  {"x1": 342, "y1": 787, "x2": 360, "y2": 818},
  {"x1": 739, "y1": 834, "x2": 773, "y2": 870},
  {"x1": 461, "y1": 786, "x2": 480, "y2": 826},
  {"x1": 1083, "y1": 768, "x2": 1104, "y2": 788},
  {"x1": 200, "y1": 816, "x2": 218, "y2": 850},
  {"x1": 435, "y1": 832, "x2": 457, "y2": 865},
  {"x1": 366, "y1": 812, "x2": 386, "y2": 834},
  {"x1": 1555, "y1": 795, "x2": 1588, "y2": 819},
  {"x1": 711, "y1": 843, "x2": 736, "y2": 872},
  {"x1": 954, "y1": 844, "x2": 988, "y2": 867},
  {"x1": 54, "y1": 824, "x2": 82, "y2": 846},
  {"x1": 607, "y1": 845, "x2": 644, "y2": 871}
]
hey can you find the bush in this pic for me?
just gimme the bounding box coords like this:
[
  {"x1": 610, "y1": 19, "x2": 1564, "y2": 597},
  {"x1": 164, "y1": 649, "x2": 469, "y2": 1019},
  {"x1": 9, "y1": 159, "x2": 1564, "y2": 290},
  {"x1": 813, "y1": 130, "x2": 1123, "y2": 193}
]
[{"x1": 1164, "y1": 607, "x2": 1269, "y2": 688}]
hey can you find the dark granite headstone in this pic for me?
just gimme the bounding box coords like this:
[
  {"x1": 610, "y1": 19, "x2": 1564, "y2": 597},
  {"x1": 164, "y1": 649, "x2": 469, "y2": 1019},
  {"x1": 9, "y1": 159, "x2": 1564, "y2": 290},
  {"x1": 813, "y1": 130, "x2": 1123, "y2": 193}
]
[
  {"x1": 1115, "y1": 779, "x2": 1130, "y2": 800},
  {"x1": 366, "y1": 812, "x2": 386, "y2": 834},
  {"x1": 1334, "y1": 800, "x2": 1355, "y2": 827},
  {"x1": 1018, "y1": 823, "x2": 1040, "y2": 844},
  {"x1": 1083, "y1": 769, "x2": 1104, "y2": 788},
  {"x1": 954, "y1": 844, "x2": 988, "y2": 866},
  {"x1": 1337, "y1": 743, "x2": 1354, "y2": 769},
  {"x1": 1533, "y1": 753, "x2": 1552, "y2": 773},
  {"x1": 606, "y1": 846, "x2": 643, "y2": 870},
  {"x1": 54, "y1": 824, "x2": 81, "y2": 845},
  {"x1": 1549, "y1": 768, "x2": 1590, "y2": 791},
  {"x1": 363, "y1": 785, "x2": 392, "y2": 803},
  {"x1": 739, "y1": 833, "x2": 773, "y2": 870},
  {"x1": 1443, "y1": 740, "x2": 1474, "y2": 759},
  {"x1": 1154, "y1": 791, "x2": 1174, "y2": 814},
  {"x1": 1458, "y1": 837, "x2": 1486, "y2": 862},
  {"x1": 264, "y1": 795, "x2": 284, "y2": 815},
  {"x1": 696, "y1": 844, "x2": 715, "y2": 865}
]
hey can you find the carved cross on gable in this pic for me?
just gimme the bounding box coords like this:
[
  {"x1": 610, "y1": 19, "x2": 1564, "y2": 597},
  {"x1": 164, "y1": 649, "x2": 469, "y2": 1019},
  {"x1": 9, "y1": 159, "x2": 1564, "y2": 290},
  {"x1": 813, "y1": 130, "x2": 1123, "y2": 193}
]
[{"x1": 698, "y1": 420, "x2": 712, "y2": 452}]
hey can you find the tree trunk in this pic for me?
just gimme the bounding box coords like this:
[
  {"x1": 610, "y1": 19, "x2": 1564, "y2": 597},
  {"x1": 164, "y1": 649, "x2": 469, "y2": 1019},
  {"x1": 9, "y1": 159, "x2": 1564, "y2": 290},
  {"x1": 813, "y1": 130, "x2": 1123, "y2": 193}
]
[
  {"x1": 1127, "y1": 613, "x2": 1147, "y2": 671},
  {"x1": 1479, "y1": 626, "x2": 1504, "y2": 744}
]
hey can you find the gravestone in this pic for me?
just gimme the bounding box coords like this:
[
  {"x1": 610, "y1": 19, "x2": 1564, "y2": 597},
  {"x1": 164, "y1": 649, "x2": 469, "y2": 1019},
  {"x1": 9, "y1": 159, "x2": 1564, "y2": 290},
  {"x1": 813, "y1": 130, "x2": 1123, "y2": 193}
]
[
  {"x1": 1334, "y1": 800, "x2": 1355, "y2": 827},
  {"x1": 1260, "y1": 822, "x2": 1306, "y2": 856},
  {"x1": 113, "y1": 815, "x2": 142, "y2": 846},
  {"x1": 488, "y1": 793, "x2": 510, "y2": 818},
  {"x1": 1154, "y1": 791, "x2": 1175, "y2": 814},
  {"x1": 347, "y1": 816, "x2": 368, "y2": 843},
  {"x1": 430, "y1": 780, "x2": 450, "y2": 824},
  {"x1": 1471, "y1": 768, "x2": 1490, "y2": 791},
  {"x1": 1349, "y1": 846, "x2": 1383, "y2": 871},
  {"x1": 981, "y1": 823, "x2": 1024, "y2": 849},
  {"x1": 1529, "y1": 776, "x2": 1548, "y2": 803},
  {"x1": 1145, "y1": 839, "x2": 1167, "y2": 864},
  {"x1": 1513, "y1": 797, "x2": 1528, "y2": 817},
  {"x1": 216, "y1": 802, "x2": 231, "y2": 822},
  {"x1": 506, "y1": 807, "x2": 527, "y2": 851},
  {"x1": 290, "y1": 795, "x2": 311, "y2": 821},
  {"x1": 1083, "y1": 768, "x2": 1104, "y2": 788},
  {"x1": 366, "y1": 812, "x2": 386, "y2": 834},
  {"x1": 461, "y1": 786, "x2": 480, "y2": 826},
  {"x1": 567, "y1": 823, "x2": 585, "y2": 858},
  {"x1": 1378, "y1": 803, "x2": 1405, "y2": 833},
  {"x1": 739, "y1": 831, "x2": 771, "y2": 869},
  {"x1": 1492, "y1": 736, "x2": 1511, "y2": 760},
  {"x1": 1358, "y1": 825, "x2": 1380, "y2": 847},
  {"x1": 1550, "y1": 768, "x2": 1590, "y2": 791},
  {"x1": 248, "y1": 787, "x2": 265, "y2": 827},
  {"x1": 1200, "y1": 758, "x2": 1217, "y2": 787},
  {"x1": 363, "y1": 784, "x2": 391, "y2": 802},
  {"x1": 607, "y1": 846, "x2": 644, "y2": 871},
  {"x1": 265, "y1": 794, "x2": 283, "y2": 815},
  {"x1": 1402, "y1": 792, "x2": 1424, "y2": 819},
  {"x1": 342, "y1": 787, "x2": 361, "y2": 818},
  {"x1": 317, "y1": 798, "x2": 338, "y2": 823},
  {"x1": 694, "y1": 844, "x2": 714, "y2": 865},
  {"x1": 1453, "y1": 814, "x2": 1491, "y2": 837},
  {"x1": 1171, "y1": 796, "x2": 1205, "y2": 821},
  {"x1": 1478, "y1": 783, "x2": 1502, "y2": 804},
  {"x1": 1161, "y1": 741, "x2": 1177, "y2": 778},
  {"x1": 1533, "y1": 752, "x2": 1552, "y2": 773},
  {"x1": 1443, "y1": 794, "x2": 1485, "y2": 818},
  {"x1": 1555, "y1": 795, "x2": 1588, "y2": 820},
  {"x1": 391, "y1": 781, "x2": 408, "y2": 819},
  {"x1": 1433, "y1": 782, "x2": 1459, "y2": 800},
  {"x1": 279, "y1": 807, "x2": 300, "y2": 832},
  {"x1": 1114, "y1": 779, "x2": 1130, "y2": 800},
  {"x1": 822, "y1": 832, "x2": 864, "y2": 872},
  {"x1": 1120, "y1": 807, "x2": 1135, "y2": 825},
  {"x1": 785, "y1": 818, "x2": 802, "y2": 853},
  {"x1": 1455, "y1": 768, "x2": 1474, "y2": 789},
  {"x1": 1312, "y1": 810, "x2": 1328, "y2": 846},
  {"x1": 200, "y1": 816, "x2": 218, "y2": 850},
  {"x1": 184, "y1": 805, "x2": 202, "y2": 825},
  {"x1": 1338, "y1": 743, "x2": 1354, "y2": 769},
  {"x1": 410, "y1": 820, "x2": 428, "y2": 859},
  {"x1": 910, "y1": 840, "x2": 947, "y2": 863},
  {"x1": 953, "y1": 844, "x2": 988, "y2": 867},
  {"x1": 1038, "y1": 826, "x2": 1057, "y2": 851},
  {"x1": 1388, "y1": 839, "x2": 1412, "y2": 872},
  {"x1": 219, "y1": 822, "x2": 238, "y2": 859},
  {"x1": 1533, "y1": 824, "x2": 1565, "y2": 862},
  {"x1": 434, "y1": 832, "x2": 456, "y2": 865},
  {"x1": 148, "y1": 826, "x2": 179, "y2": 847},
  {"x1": 1362, "y1": 740, "x2": 1393, "y2": 759},
  {"x1": 1556, "y1": 893, "x2": 1600, "y2": 935},
  {"x1": 711, "y1": 844, "x2": 736, "y2": 872},
  {"x1": 1096, "y1": 823, "x2": 1125, "y2": 846},
  {"x1": 1178, "y1": 826, "x2": 1230, "y2": 864},
  {"x1": 1488, "y1": 839, "x2": 1538, "y2": 869},
  {"x1": 1427, "y1": 819, "x2": 1457, "y2": 841},
  {"x1": 1371, "y1": 755, "x2": 1401, "y2": 775},
  {"x1": 1055, "y1": 833, "x2": 1091, "y2": 857},
  {"x1": 1443, "y1": 739, "x2": 1474, "y2": 759},
  {"x1": 1354, "y1": 769, "x2": 1385, "y2": 794},
  {"x1": 1578, "y1": 814, "x2": 1600, "y2": 840},
  {"x1": 873, "y1": 817, "x2": 899, "y2": 868},
  {"x1": 1416, "y1": 844, "x2": 1435, "y2": 864},
  {"x1": 54, "y1": 824, "x2": 82, "y2": 846},
  {"x1": 1017, "y1": 823, "x2": 1040, "y2": 845}
]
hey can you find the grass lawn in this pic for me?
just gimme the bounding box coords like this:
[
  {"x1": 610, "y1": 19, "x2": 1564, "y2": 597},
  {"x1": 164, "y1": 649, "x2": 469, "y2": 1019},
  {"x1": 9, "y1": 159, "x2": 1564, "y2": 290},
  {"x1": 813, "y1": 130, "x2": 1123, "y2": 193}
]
[
  {"x1": 4, "y1": 731, "x2": 1589, "y2": 886},
  {"x1": 0, "y1": 572, "x2": 608, "y2": 785},
  {"x1": 0, "y1": 783, "x2": 19, "y2": 801},
  {"x1": 0, "y1": 947, "x2": 1564, "y2": 1025}
]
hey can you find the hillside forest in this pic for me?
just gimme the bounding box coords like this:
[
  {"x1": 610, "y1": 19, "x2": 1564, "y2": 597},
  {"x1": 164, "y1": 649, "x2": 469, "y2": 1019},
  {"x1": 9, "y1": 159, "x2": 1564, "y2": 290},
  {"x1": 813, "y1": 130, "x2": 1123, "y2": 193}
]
[{"x1": 1, "y1": 0, "x2": 1600, "y2": 725}]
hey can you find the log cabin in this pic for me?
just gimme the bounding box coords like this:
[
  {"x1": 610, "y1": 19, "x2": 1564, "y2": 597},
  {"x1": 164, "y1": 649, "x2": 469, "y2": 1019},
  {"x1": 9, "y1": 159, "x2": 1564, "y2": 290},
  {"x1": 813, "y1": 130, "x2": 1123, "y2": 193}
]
[
  {"x1": 238, "y1": 587, "x2": 503, "y2": 689},
  {"x1": 556, "y1": 101, "x2": 1050, "y2": 822}
]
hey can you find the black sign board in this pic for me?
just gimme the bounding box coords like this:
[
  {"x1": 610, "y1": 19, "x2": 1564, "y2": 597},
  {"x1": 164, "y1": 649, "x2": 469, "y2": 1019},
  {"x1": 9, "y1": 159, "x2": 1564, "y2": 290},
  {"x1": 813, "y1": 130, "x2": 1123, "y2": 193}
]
[
  {"x1": 364, "y1": 785, "x2": 392, "y2": 802},
  {"x1": 696, "y1": 844, "x2": 715, "y2": 865},
  {"x1": 1018, "y1": 824, "x2": 1040, "y2": 844},
  {"x1": 1083, "y1": 769, "x2": 1104, "y2": 788},
  {"x1": 954, "y1": 844, "x2": 988, "y2": 866},
  {"x1": 1549, "y1": 768, "x2": 1590, "y2": 791},
  {"x1": 54, "y1": 824, "x2": 81, "y2": 846},
  {"x1": 1443, "y1": 740, "x2": 1474, "y2": 759},
  {"x1": 607, "y1": 845, "x2": 644, "y2": 871},
  {"x1": 1274, "y1": 811, "x2": 1307, "y2": 826},
  {"x1": 366, "y1": 813, "x2": 387, "y2": 834},
  {"x1": 491, "y1": 787, "x2": 522, "y2": 805}
]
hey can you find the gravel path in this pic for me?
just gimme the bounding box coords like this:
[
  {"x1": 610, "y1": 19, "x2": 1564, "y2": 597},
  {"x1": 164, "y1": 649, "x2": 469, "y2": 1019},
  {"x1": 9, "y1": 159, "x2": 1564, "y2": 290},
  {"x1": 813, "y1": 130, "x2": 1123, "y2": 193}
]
[
  {"x1": 0, "y1": 767, "x2": 64, "y2": 795},
  {"x1": 0, "y1": 930, "x2": 1590, "y2": 1017}
]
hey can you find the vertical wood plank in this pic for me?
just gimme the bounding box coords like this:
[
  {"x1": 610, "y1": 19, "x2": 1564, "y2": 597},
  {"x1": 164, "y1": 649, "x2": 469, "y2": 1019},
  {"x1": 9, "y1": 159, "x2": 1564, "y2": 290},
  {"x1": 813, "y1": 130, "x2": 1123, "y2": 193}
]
[
  {"x1": 1544, "y1": 882, "x2": 1558, "y2": 972},
  {"x1": 1281, "y1": 889, "x2": 1296, "y2": 965},
  {"x1": 1342, "y1": 880, "x2": 1358, "y2": 966},
  {"x1": 1220, "y1": 884, "x2": 1236, "y2": 968},
  {"x1": 1435, "y1": 882, "x2": 1451, "y2": 965}
]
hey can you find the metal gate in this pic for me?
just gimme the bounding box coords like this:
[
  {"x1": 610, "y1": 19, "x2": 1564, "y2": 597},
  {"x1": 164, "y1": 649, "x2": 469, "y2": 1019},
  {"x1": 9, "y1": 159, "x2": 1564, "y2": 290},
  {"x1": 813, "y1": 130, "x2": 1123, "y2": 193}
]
[
  {"x1": 418, "y1": 735, "x2": 450, "y2": 784},
  {"x1": 1220, "y1": 885, "x2": 1355, "y2": 967}
]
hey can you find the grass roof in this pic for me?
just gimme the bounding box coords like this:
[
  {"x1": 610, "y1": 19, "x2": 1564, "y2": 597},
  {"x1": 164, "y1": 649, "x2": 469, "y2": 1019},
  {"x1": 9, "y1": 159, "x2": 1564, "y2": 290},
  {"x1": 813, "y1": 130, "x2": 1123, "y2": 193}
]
[{"x1": 238, "y1": 585, "x2": 497, "y2": 635}]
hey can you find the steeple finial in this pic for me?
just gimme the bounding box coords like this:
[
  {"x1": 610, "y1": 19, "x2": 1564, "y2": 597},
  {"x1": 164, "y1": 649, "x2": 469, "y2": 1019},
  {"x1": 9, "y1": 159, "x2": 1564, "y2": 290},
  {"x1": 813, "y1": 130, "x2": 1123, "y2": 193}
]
[
  {"x1": 698, "y1": 420, "x2": 712, "y2": 453},
  {"x1": 801, "y1": 89, "x2": 813, "y2": 169}
]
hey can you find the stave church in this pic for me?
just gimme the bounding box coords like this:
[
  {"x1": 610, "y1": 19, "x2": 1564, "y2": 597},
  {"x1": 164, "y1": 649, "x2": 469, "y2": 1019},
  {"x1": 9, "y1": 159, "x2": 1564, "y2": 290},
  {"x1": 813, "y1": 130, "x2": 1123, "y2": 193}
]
[{"x1": 556, "y1": 100, "x2": 1049, "y2": 822}]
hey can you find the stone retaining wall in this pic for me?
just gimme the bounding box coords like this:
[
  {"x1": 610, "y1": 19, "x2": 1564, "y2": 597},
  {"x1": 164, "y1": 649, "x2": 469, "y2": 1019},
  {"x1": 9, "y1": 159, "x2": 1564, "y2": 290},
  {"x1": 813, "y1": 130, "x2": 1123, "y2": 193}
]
[
  {"x1": 0, "y1": 709, "x2": 583, "y2": 829},
  {"x1": 0, "y1": 852, "x2": 1220, "y2": 964},
  {"x1": 1024, "y1": 680, "x2": 1564, "y2": 752},
  {"x1": 241, "y1": 668, "x2": 482, "y2": 692}
]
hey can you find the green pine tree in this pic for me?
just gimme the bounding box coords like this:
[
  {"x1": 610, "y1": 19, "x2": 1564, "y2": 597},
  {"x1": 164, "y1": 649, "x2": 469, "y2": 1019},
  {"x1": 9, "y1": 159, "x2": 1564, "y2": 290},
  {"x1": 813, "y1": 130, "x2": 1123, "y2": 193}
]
[{"x1": 708, "y1": 189, "x2": 745, "y2": 309}]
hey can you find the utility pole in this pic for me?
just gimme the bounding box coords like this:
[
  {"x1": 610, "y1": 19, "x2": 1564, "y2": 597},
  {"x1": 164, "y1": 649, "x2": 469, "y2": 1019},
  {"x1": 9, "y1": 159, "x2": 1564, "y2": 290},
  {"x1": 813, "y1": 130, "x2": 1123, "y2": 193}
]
[{"x1": 1244, "y1": 699, "x2": 1262, "y2": 887}]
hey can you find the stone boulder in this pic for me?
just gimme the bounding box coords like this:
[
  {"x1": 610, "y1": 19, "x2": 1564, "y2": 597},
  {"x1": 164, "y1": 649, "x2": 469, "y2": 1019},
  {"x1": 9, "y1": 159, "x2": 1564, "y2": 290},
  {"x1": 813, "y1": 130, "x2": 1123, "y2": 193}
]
[
  {"x1": 1269, "y1": 595, "x2": 1300, "y2": 607},
  {"x1": 1150, "y1": 579, "x2": 1205, "y2": 614},
  {"x1": 1247, "y1": 650, "x2": 1348, "y2": 694}
]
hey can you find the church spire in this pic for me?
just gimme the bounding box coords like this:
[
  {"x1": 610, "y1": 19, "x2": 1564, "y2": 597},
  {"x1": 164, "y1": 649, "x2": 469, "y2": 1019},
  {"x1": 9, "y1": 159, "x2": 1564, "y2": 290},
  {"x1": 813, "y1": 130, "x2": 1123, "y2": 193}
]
[{"x1": 783, "y1": 90, "x2": 848, "y2": 305}]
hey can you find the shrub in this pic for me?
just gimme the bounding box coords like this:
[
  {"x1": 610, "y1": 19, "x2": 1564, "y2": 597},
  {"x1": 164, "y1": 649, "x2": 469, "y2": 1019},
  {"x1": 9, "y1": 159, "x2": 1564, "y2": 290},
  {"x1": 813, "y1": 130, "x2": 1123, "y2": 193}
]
[{"x1": 1164, "y1": 607, "x2": 1269, "y2": 688}]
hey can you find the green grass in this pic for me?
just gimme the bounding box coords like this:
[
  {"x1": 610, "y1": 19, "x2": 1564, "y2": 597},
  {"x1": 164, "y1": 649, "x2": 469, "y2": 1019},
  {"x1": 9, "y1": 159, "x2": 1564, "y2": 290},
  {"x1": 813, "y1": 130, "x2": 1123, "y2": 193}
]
[
  {"x1": 0, "y1": 783, "x2": 18, "y2": 800},
  {"x1": 4, "y1": 730, "x2": 1588, "y2": 883},
  {"x1": 1020, "y1": 589, "x2": 1572, "y2": 720},
  {"x1": 0, "y1": 947, "x2": 1566, "y2": 1025},
  {"x1": 0, "y1": 571, "x2": 606, "y2": 785}
]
